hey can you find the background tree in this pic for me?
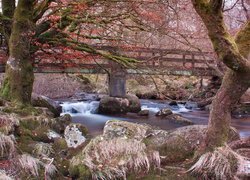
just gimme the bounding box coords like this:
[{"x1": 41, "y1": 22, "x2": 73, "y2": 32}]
[{"x1": 0, "y1": 0, "x2": 35, "y2": 105}]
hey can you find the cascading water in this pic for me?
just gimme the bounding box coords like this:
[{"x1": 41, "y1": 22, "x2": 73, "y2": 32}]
[{"x1": 61, "y1": 101, "x2": 99, "y2": 115}]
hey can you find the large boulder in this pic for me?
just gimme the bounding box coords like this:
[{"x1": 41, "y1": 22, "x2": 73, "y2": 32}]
[
  {"x1": 31, "y1": 93, "x2": 62, "y2": 117},
  {"x1": 98, "y1": 94, "x2": 141, "y2": 114},
  {"x1": 70, "y1": 121, "x2": 159, "y2": 179}
]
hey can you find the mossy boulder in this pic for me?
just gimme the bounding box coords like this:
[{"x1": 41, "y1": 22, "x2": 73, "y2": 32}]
[
  {"x1": 98, "y1": 94, "x2": 141, "y2": 114},
  {"x1": 98, "y1": 96, "x2": 130, "y2": 114},
  {"x1": 103, "y1": 120, "x2": 152, "y2": 140},
  {"x1": 50, "y1": 114, "x2": 72, "y2": 134},
  {"x1": 32, "y1": 93, "x2": 62, "y2": 117},
  {"x1": 145, "y1": 125, "x2": 240, "y2": 164}
]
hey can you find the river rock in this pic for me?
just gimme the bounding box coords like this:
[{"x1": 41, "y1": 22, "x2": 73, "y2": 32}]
[
  {"x1": 126, "y1": 94, "x2": 141, "y2": 113},
  {"x1": 185, "y1": 101, "x2": 198, "y2": 109},
  {"x1": 138, "y1": 109, "x2": 149, "y2": 116},
  {"x1": 155, "y1": 108, "x2": 173, "y2": 116},
  {"x1": 64, "y1": 124, "x2": 88, "y2": 148},
  {"x1": 103, "y1": 120, "x2": 152, "y2": 140},
  {"x1": 31, "y1": 93, "x2": 62, "y2": 117},
  {"x1": 166, "y1": 114, "x2": 194, "y2": 125},
  {"x1": 98, "y1": 95, "x2": 141, "y2": 114},
  {"x1": 169, "y1": 101, "x2": 178, "y2": 106}
]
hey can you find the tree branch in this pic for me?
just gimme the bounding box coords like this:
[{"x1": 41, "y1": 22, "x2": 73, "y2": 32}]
[{"x1": 192, "y1": 0, "x2": 250, "y2": 72}]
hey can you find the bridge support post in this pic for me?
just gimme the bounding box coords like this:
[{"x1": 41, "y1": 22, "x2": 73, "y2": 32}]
[{"x1": 108, "y1": 62, "x2": 127, "y2": 98}]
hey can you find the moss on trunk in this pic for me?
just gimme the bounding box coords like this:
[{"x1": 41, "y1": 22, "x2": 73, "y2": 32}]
[{"x1": 0, "y1": 0, "x2": 35, "y2": 105}]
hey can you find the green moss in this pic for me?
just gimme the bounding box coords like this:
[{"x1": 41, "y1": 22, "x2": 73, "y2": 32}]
[
  {"x1": 159, "y1": 137, "x2": 194, "y2": 164},
  {"x1": 2, "y1": 106, "x2": 41, "y2": 117},
  {"x1": 0, "y1": 78, "x2": 10, "y2": 100},
  {"x1": 20, "y1": 119, "x2": 40, "y2": 130},
  {"x1": 32, "y1": 126, "x2": 51, "y2": 143},
  {"x1": 17, "y1": 135, "x2": 35, "y2": 154},
  {"x1": 69, "y1": 165, "x2": 91, "y2": 179},
  {"x1": 57, "y1": 159, "x2": 70, "y2": 176},
  {"x1": 53, "y1": 138, "x2": 68, "y2": 152},
  {"x1": 78, "y1": 125, "x2": 88, "y2": 136}
]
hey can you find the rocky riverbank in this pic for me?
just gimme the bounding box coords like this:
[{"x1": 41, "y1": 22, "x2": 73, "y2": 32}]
[{"x1": 1, "y1": 95, "x2": 249, "y2": 179}]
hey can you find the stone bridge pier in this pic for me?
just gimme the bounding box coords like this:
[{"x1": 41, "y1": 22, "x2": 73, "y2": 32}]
[
  {"x1": 108, "y1": 62, "x2": 127, "y2": 97},
  {"x1": 98, "y1": 62, "x2": 141, "y2": 114}
]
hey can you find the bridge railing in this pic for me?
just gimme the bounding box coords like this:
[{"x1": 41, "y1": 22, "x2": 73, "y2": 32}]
[{"x1": 0, "y1": 45, "x2": 216, "y2": 76}]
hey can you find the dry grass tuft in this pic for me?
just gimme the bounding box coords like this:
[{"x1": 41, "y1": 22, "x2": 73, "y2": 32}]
[
  {"x1": 72, "y1": 137, "x2": 160, "y2": 179},
  {"x1": 18, "y1": 154, "x2": 42, "y2": 177},
  {"x1": 0, "y1": 114, "x2": 19, "y2": 134},
  {"x1": 189, "y1": 146, "x2": 250, "y2": 179},
  {"x1": 17, "y1": 154, "x2": 57, "y2": 178},
  {"x1": 0, "y1": 170, "x2": 14, "y2": 180},
  {"x1": 43, "y1": 157, "x2": 58, "y2": 180},
  {"x1": 0, "y1": 133, "x2": 16, "y2": 158},
  {"x1": 33, "y1": 142, "x2": 54, "y2": 157}
]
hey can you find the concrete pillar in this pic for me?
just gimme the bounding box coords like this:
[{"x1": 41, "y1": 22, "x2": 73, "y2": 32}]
[{"x1": 108, "y1": 62, "x2": 127, "y2": 97}]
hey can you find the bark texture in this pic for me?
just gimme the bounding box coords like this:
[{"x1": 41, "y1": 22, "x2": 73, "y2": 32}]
[
  {"x1": 0, "y1": 0, "x2": 35, "y2": 105},
  {"x1": 191, "y1": 0, "x2": 250, "y2": 151}
]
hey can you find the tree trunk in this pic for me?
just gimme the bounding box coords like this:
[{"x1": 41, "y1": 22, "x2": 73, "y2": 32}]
[
  {"x1": 191, "y1": 0, "x2": 250, "y2": 151},
  {"x1": 0, "y1": 0, "x2": 35, "y2": 105},
  {"x1": 202, "y1": 70, "x2": 249, "y2": 151}
]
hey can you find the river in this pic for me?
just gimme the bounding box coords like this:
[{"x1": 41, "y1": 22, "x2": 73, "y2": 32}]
[{"x1": 60, "y1": 99, "x2": 250, "y2": 138}]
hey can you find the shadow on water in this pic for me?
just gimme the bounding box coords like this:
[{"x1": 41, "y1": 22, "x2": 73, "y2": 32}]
[{"x1": 60, "y1": 99, "x2": 250, "y2": 137}]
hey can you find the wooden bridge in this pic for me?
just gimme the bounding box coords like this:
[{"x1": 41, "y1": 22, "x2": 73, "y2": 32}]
[{"x1": 0, "y1": 45, "x2": 216, "y2": 76}]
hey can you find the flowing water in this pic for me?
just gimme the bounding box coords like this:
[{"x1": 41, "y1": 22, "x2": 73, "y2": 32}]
[{"x1": 60, "y1": 99, "x2": 250, "y2": 137}]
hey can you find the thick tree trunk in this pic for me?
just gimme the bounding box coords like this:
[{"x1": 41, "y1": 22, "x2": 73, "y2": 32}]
[
  {"x1": 203, "y1": 70, "x2": 250, "y2": 151},
  {"x1": 191, "y1": 0, "x2": 250, "y2": 151},
  {"x1": 0, "y1": 0, "x2": 35, "y2": 105}
]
